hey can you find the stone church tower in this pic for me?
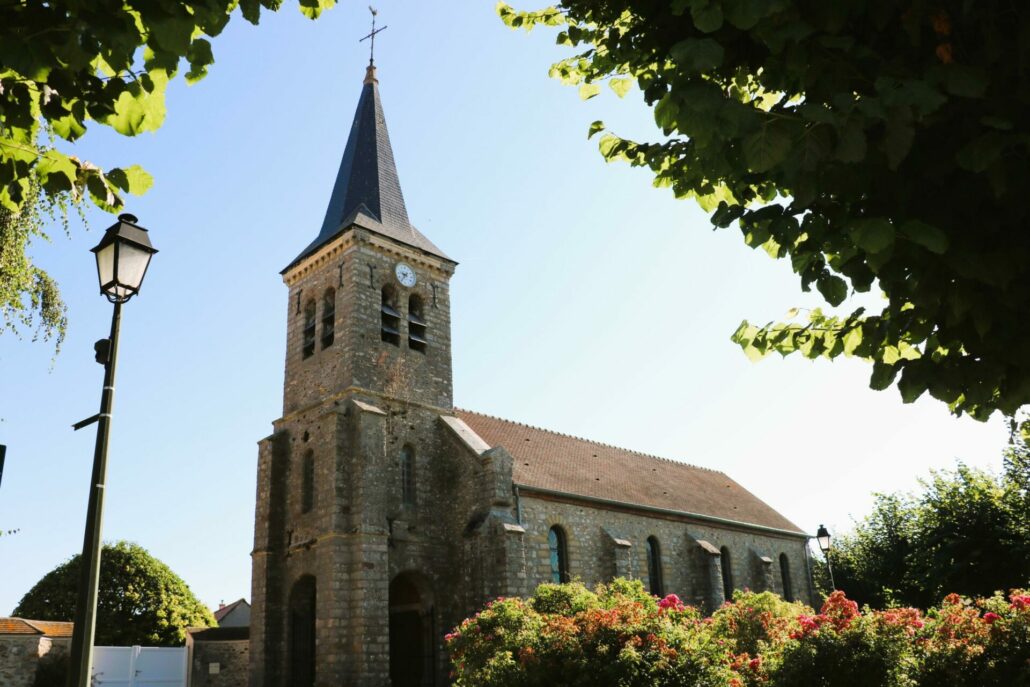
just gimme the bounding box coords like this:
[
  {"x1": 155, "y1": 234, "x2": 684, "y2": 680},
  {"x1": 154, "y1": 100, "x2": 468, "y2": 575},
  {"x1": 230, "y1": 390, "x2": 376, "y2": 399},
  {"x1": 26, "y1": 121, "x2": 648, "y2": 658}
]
[{"x1": 250, "y1": 62, "x2": 814, "y2": 687}]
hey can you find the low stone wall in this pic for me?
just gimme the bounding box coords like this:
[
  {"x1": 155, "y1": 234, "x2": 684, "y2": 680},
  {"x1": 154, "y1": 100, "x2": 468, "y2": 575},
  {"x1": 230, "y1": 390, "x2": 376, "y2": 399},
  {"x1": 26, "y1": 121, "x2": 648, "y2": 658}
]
[
  {"x1": 188, "y1": 627, "x2": 249, "y2": 687},
  {"x1": 0, "y1": 636, "x2": 68, "y2": 687}
]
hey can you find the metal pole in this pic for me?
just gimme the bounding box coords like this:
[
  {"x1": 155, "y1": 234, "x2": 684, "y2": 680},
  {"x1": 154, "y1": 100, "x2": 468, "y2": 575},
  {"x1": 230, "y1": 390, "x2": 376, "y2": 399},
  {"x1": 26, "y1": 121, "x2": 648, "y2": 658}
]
[{"x1": 67, "y1": 300, "x2": 122, "y2": 687}]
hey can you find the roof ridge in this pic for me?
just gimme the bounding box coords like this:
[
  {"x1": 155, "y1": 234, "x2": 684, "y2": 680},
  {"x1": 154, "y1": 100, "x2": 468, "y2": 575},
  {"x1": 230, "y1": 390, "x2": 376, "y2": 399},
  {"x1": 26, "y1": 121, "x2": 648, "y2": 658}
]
[{"x1": 454, "y1": 408, "x2": 722, "y2": 474}]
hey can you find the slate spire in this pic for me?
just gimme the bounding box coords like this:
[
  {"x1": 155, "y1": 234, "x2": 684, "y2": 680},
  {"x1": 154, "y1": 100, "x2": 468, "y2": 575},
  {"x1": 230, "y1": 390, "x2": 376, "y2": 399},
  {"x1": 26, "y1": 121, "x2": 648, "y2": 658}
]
[{"x1": 285, "y1": 65, "x2": 447, "y2": 271}]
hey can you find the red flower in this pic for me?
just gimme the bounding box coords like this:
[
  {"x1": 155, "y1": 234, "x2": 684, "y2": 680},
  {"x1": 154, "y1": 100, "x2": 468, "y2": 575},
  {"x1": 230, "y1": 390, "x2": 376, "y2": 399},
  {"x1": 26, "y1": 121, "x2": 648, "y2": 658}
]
[
  {"x1": 1010, "y1": 593, "x2": 1030, "y2": 611},
  {"x1": 983, "y1": 612, "x2": 1001, "y2": 624},
  {"x1": 658, "y1": 594, "x2": 685, "y2": 612}
]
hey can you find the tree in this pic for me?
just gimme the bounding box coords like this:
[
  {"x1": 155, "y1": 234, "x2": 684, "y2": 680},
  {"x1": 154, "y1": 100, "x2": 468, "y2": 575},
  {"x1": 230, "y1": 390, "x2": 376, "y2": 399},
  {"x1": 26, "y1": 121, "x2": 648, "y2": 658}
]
[
  {"x1": 499, "y1": 1, "x2": 1030, "y2": 427},
  {"x1": 13, "y1": 540, "x2": 215, "y2": 646},
  {"x1": 821, "y1": 432, "x2": 1030, "y2": 608},
  {"x1": 1, "y1": 0, "x2": 336, "y2": 348}
]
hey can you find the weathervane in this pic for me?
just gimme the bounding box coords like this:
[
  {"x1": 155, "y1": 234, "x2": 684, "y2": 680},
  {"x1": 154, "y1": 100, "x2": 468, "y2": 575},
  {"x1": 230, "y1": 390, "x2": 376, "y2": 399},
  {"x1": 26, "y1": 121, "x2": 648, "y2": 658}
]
[{"x1": 360, "y1": 6, "x2": 387, "y2": 66}]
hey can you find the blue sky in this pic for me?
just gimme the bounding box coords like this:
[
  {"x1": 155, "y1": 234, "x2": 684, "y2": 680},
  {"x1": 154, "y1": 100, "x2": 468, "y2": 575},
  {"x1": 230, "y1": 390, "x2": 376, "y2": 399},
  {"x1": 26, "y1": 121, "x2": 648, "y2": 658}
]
[{"x1": 0, "y1": 2, "x2": 1009, "y2": 615}]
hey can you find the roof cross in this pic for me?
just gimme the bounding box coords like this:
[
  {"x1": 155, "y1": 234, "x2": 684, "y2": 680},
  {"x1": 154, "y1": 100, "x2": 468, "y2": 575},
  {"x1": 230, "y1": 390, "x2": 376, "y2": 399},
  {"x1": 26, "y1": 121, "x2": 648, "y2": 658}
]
[{"x1": 359, "y1": 6, "x2": 387, "y2": 66}]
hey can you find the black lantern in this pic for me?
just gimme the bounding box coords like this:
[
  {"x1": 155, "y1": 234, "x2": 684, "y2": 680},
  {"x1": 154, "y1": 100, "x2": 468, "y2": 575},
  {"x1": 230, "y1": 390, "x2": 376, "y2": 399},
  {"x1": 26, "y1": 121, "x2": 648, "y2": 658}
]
[
  {"x1": 90, "y1": 213, "x2": 157, "y2": 303},
  {"x1": 816, "y1": 524, "x2": 831, "y2": 554}
]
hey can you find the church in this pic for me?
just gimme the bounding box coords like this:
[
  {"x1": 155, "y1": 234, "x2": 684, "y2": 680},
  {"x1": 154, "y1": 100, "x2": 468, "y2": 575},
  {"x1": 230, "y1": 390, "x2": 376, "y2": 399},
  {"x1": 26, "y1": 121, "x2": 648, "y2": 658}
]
[{"x1": 248, "y1": 60, "x2": 814, "y2": 687}]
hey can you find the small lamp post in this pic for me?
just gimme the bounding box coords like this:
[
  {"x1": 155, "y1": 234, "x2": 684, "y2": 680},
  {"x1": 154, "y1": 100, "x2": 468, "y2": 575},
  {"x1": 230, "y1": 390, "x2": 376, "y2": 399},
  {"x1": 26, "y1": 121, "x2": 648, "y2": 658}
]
[
  {"x1": 816, "y1": 524, "x2": 836, "y2": 590},
  {"x1": 68, "y1": 214, "x2": 157, "y2": 687}
]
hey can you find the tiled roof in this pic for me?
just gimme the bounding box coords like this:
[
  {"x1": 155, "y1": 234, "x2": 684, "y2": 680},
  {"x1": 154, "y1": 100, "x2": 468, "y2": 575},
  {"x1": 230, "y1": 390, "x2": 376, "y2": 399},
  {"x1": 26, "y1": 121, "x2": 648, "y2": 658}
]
[
  {"x1": 285, "y1": 65, "x2": 449, "y2": 272},
  {"x1": 455, "y1": 410, "x2": 805, "y2": 535},
  {"x1": 0, "y1": 618, "x2": 74, "y2": 637},
  {"x1": 27, "y1": 620, "x2": 73, "y2": 638},
  {"x1": 0, "y1": 618, "x2": 39, "y2": 635},
  {"x1": 213, "y1": 598, "x2": 248, "y2": 623}
]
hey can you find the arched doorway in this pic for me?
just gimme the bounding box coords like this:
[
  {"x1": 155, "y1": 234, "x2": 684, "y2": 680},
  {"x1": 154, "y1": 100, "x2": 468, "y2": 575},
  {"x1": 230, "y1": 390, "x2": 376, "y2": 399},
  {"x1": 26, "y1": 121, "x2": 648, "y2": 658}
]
[
  {"x1": 389, "y1": 572, "x2": 435, "y2": 687},
  {"x1": 288, "y1": 575, "x2": 316, "y2": 687}
]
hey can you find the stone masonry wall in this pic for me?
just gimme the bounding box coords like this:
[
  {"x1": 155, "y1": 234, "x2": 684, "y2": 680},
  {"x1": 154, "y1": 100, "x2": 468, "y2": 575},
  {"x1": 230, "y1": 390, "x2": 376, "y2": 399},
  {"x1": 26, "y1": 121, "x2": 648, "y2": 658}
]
[
  {"x1": 517, "y1": 493, "x2": 815, "y2": 612},
  {"x1": 190, "y1": 641, "x2": 249, "y2": 687},
  {"x1": 0, "y1": 636, "x2": 67, "y2": 687}
]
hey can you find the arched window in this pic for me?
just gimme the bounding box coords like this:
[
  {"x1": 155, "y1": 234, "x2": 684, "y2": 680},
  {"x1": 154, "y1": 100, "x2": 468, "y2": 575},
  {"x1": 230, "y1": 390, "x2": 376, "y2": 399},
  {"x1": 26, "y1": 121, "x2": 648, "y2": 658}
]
[
  {"x1": 321, "y1": 288, "x2": 335, "y2": 349},
  {"x1": 779, "y1": 553, "x2": 794, "y2": 602},
  {"x1": 407, "y1": 294, "x2": 427, "y2": 353},
  {"x1": 646, "y1": 536, "x2": 663, "y2": 596},
  {"x1": 302, "y1": 300, "x2": 316, "y2": 359},
  {"x1": 720, "y1": 546, "x2": 734, "y2": 601},
  {"x1": 548, "y1": 526, "x2": 570, "y2": 583},
  {"x1": 381, "y1": 285, "x2": 400, "y2": 346},
  {"x1": 301, "y1": 450, "x2": 315, "y2": 514},
  {"x1": 400, "y1": 445, "x2": 416, "y2": 507}
]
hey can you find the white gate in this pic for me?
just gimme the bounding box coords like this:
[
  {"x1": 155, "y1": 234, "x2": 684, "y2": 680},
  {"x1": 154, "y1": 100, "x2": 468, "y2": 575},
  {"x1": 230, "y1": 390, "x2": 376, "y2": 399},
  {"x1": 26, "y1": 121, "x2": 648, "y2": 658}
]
[{"x1": 92, "y1": 646, "x2": 187, "y2": 687}]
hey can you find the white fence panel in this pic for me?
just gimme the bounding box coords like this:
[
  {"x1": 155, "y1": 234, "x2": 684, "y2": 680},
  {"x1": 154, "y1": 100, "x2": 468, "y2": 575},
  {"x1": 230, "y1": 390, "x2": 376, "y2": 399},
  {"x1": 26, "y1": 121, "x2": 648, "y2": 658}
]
[{"x1": 92, "y1": 646, "x2": 186, "y2": 687}]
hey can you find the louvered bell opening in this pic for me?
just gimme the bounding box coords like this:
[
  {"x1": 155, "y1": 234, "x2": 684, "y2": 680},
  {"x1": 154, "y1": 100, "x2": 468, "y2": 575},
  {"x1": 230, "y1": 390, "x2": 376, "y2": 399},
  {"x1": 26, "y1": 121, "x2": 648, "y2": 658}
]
[
  {"x1": 408, "y1": 323, "x2": 427, "y2": 353},
  {"x1": 407, "y1": 311, "x2": 426, "y2": 326},
  {"x1": 381, "y1": 304, "x2": 401, "y2": 318},
  {"x1": 381, "y1": 320, "x2": 401, "y2": 345}
]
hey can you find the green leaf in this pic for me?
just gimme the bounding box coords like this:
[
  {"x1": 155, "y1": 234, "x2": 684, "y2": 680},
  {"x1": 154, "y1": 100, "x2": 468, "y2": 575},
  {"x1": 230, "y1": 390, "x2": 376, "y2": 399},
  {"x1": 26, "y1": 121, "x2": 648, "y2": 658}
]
[
  {"x1": 298, "y1": 0, "x2": 336, "y2": 20},
  {"x1": 35, "y1": 150, "x2": 78, "y2": 193},
  {"x1": 85, "y1": 173, "x2": 120, "y2": 213},
  {"x1": 100, "y1": 73, "x2": 168, "y2": 136},
  {"x1": 836, "y1": 118, "x2": 867, "y2": 162},
  {"x1": 744, "y1": 123, "x2": 792, "y2": 173},
  {"x1": 587, "y1": 120, "x2": 606, "y2": 139},
  {"x1": 579, "y1": 82, "x2": 601, "y2": 100},
  {"x1": 597, "y1": 134, "x2": 622, "y2": 160},
  {"x1": 898, "y1": 364, "x2": 928, "y2": 403},
  {"x1": 955, "y1": 132, "x2": 1006, "y2": 173},
  {"x1": 106, "y1": 165, "x2": 154, "y2": 195},
  {"x1": 49, "y1": 111, "x2": 88, "y2": 142},
  {"x1": 816, "y1": 274, "x2": 848, "y2": 306},
  {"x1": 185, "y1": 39, "x2": 214, "y2": 84},
  {"x1": 722, "y1": 0, "x2": 775, "y2": 30},
  {"x1": 148, "y1": 15, "x2": 195, "y2": 55},
  {"x1": 669, "y1": 38, "x2": 724, "y2": 73},
  {"x1": 883, "y1": 109, "x2": 914, "y2": 170},
  {"x1": 943, "y1": 65, "x2": 988, "y2": 98},
  {"x1": 608, "y1": 78, "x2": 632, "y2": 98},
  {"x1": 870, "y1": 361, "x2": 899, "y2": 390},
  {"x1": 900, "y1": 220, "x2": 948, "y2": 254},
  {"x1": 843, "y1": 326, "x2": 862, "y2": 355},
  {"x1": 849, "y1": 218, "x2": 895, "y2": 254},
  {"x1": 690, "y1": 0, "x2": 724, "y2": 33}
]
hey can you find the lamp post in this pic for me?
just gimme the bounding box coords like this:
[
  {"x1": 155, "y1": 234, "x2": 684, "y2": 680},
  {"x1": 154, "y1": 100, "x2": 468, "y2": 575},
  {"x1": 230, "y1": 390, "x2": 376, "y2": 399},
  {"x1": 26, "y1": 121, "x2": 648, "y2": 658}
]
[
  {"x1": 67, "y1": 214, "x2": 156, "y2": 687},
  {"x1": 816, "y1": 524, "x2": 836, "y2": 590}
]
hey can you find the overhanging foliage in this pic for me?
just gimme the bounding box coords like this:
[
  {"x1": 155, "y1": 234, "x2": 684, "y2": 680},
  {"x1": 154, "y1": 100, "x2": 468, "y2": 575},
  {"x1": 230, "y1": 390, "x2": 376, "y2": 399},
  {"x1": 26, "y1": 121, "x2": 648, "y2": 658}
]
[
  {"x1": 500, "y1": 0, "x2": 1030, "y2": 424},
  {"x1": 1, "y1": 0, "x2": 335, "y2": 346}
]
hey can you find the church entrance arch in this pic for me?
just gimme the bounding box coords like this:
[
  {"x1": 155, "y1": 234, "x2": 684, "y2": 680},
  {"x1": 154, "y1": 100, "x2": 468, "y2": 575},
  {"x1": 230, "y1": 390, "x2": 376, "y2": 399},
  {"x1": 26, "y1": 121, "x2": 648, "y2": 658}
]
[
  {"x1": 288, "y1": 575, "x2": 316, "y2": 687},
  {"x1": 389, "y1": 572, "x2": 435, "y2": 687}
]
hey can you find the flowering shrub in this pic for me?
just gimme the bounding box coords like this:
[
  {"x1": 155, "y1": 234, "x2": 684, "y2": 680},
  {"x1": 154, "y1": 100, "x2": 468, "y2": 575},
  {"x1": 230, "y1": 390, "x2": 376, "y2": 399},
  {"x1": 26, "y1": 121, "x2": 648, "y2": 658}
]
[{"x1": 447, "y1": 581, "x2": 1030, "y2": 687}]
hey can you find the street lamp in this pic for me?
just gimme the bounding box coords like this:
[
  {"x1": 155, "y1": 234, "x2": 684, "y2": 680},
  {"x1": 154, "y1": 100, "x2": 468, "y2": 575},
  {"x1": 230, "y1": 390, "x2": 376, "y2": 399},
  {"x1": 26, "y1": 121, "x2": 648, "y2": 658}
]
[
  {"x1": 68, "y1": 214, "x2": 156, "y2": 687},
  {"x1": 816, "y1": 524, "x2": 836, "y2": 590}
]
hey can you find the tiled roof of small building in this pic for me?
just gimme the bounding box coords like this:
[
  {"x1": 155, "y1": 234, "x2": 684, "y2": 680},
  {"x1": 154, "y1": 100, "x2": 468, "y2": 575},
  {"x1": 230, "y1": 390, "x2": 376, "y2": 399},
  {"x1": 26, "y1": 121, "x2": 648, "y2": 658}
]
[
  {"x1": 0, "y1": 618, "x2": 73, "y2": 637},
  {"x1": 455, "y1": 410, "x2": 805, "y2": 535},
  {"x1": 284, "y1": 65, "x2": 449, "y2": 273},
  {"x1": 213, "y1": 598, "x2": 248, "y2": 624}
]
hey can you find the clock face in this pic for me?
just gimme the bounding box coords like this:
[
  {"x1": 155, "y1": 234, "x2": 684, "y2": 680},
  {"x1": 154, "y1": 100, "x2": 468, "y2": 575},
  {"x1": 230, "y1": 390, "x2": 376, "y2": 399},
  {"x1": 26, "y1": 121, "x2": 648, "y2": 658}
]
[{"x1": 395, "y1": 262, "x2": 416, "y2": 288}]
